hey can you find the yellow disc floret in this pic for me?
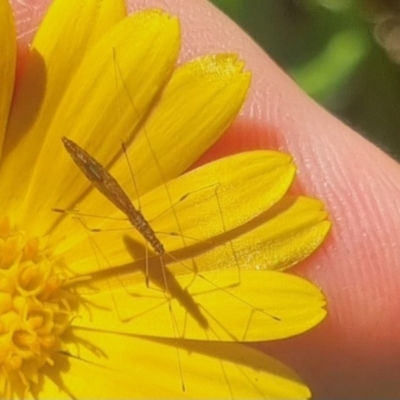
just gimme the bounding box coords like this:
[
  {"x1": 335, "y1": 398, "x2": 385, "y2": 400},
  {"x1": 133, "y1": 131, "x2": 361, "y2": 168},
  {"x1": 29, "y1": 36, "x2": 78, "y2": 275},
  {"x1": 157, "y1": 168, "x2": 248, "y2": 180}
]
[{"x1": 0, "y1": 216, "x2": 73, "y2": 396}]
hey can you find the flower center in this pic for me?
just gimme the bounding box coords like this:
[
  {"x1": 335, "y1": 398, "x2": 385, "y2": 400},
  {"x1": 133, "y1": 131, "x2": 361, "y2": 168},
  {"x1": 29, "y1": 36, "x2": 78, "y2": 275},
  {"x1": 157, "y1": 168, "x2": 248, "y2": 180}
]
[{"x1": 0, "y1": 216, "x2": 73, "y2": 396}]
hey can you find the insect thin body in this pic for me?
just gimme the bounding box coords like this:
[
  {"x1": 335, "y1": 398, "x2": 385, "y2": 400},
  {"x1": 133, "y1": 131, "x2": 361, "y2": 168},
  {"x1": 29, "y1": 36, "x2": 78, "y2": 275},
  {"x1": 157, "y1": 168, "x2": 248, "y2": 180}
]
[{"x1": 62, "y1": 136, "x2": 165, "y2": 255}]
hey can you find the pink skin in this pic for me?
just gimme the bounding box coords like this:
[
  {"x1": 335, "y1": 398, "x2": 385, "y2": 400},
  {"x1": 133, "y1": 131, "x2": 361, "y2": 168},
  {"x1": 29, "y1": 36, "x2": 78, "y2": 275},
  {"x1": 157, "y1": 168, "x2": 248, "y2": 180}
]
[{"x1": 10, "y1": 0, "x2": 400, "y2": 399}]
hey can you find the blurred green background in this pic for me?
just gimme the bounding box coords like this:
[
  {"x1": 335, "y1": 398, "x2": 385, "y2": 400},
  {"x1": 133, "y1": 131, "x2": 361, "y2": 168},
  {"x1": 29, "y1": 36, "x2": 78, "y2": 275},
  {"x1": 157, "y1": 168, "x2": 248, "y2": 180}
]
[{"x1": 210, "y1": 0, "x2": 400, "y2": 160}]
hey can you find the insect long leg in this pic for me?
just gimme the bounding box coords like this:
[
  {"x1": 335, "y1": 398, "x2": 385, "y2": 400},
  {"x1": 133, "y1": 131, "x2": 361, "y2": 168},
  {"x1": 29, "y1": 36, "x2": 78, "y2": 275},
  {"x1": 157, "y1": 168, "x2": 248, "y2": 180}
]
[
  {"x1": 57, "y1": 48, "x2": 286, "y2": 396},
  {"x1": 110, "y1": 48, "x2": 281, "y2": 325},
  {"x1": 61, "y1": 135, "x2": 280, "y2": 324}
]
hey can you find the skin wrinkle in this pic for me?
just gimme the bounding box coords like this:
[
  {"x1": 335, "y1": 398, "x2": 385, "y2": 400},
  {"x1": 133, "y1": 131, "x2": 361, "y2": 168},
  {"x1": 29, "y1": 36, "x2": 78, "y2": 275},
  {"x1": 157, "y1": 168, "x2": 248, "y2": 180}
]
[{"x1": 9, "y1": 1, "x2": 400, "y2": 399}]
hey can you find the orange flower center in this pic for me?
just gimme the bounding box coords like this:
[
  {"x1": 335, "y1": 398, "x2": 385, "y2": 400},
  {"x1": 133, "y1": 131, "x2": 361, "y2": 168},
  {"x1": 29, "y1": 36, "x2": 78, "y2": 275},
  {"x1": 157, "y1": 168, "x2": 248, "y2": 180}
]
[{"x1": 0, "y1": 216, "x2": 73, "y2": 397}]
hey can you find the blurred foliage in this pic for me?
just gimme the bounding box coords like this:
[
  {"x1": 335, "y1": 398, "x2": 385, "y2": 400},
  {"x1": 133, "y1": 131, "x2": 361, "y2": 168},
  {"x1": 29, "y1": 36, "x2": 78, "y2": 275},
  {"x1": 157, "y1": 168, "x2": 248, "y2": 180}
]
[{"x1": 210, "y1": 0, "x2": 400, "y2": 160}]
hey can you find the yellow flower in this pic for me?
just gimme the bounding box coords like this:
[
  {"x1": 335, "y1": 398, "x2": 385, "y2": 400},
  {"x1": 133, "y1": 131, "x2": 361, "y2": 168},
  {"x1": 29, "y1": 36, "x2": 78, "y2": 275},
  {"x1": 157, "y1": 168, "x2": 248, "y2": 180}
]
[{"x1": 0, "y1": 0, "x2": 331, "y2": 398}]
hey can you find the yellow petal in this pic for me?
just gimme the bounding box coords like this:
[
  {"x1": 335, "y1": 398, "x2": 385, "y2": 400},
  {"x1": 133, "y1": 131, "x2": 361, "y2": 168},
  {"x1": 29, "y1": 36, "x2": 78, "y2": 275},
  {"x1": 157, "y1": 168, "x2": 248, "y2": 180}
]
[
  {"x1": 16, "y1": 10, "x2": 180, "y2": 232},
  {"x1": 72, "y1": 269, "x2": 326, "y2": 341},
  {"x1": 0, "y1": 0, "x2": 126, "y2": 214},
  {"x1": 134, "y1": 150, "x2": 296, "y2": 249},
  {"x1": 43, "y1": 330, "x2": 310, "y2": 399},
  {"x1": 56, "y1": 151, "x2": 296, "y2": 274},
  {"x1": 112, "y1": 53, "x2": 252, "y2": 197},
  {"x1": 0, "y1": 0, "x2": 16, "y2": 159},
  {"x1": 189, "y1": 195, "x2": 332, "y2": 273}
]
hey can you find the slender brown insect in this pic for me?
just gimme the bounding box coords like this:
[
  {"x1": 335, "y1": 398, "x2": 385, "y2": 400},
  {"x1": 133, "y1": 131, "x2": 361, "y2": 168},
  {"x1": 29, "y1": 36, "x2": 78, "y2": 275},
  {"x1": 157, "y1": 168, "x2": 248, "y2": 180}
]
[{"x1": 62, "y1": 136, "x2": 165, "y2": 255}]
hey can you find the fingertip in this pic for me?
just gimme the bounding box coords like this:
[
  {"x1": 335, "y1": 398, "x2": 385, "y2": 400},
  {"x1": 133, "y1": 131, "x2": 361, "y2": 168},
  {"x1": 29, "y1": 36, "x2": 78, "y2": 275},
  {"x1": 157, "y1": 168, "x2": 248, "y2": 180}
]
[{"x1": 9, "y1": 2, "x2": 400, "y2": 397}]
